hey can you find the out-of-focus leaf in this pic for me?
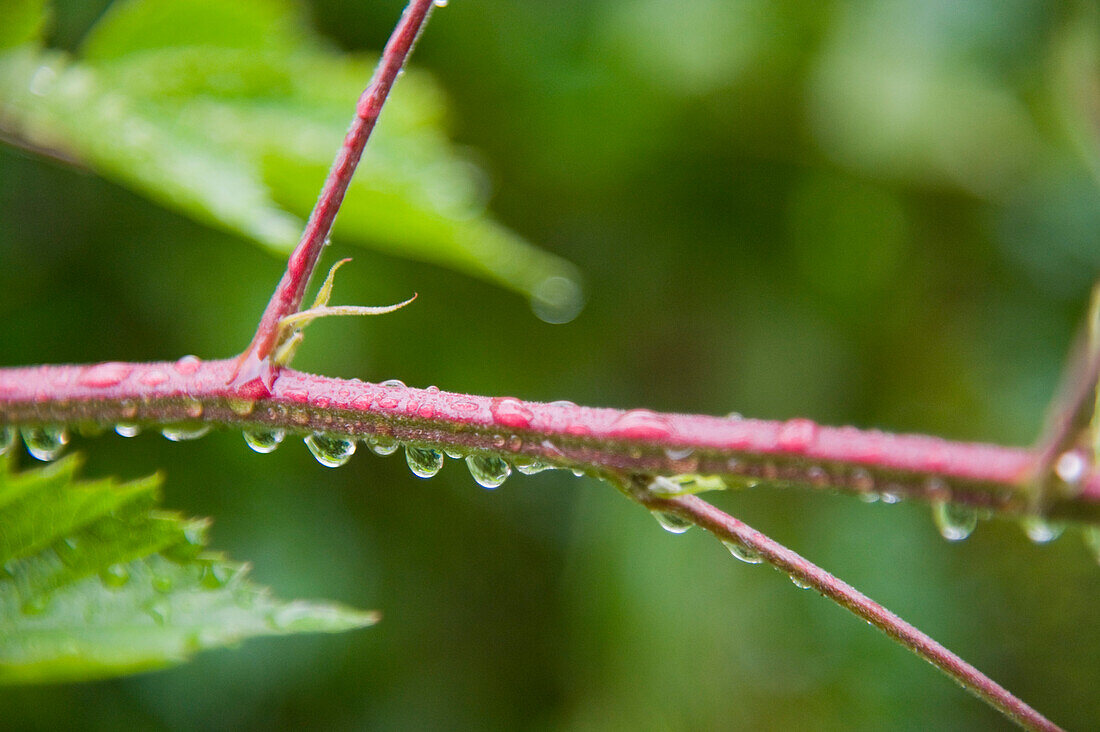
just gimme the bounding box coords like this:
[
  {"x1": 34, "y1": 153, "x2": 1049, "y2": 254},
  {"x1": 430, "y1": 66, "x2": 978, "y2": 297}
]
[
  {"x1": 808, "y1": 0, "x2": 1040, "y2": 199},
  {"x1": 1050, "y1": 5, "x2": 1100, "y2": 187},
  {"x1": 80, "y1": 0, "x2": 311, "y2": 58},
  {"x1": 0, "y1": 452, "x2": 377, "y2": 684},
  {"x1": 0, "y1": 0, "x2": 583, "y2": 322},
  {"x1": 0, "y1": 0, "x2": 47, "y2": 51}
]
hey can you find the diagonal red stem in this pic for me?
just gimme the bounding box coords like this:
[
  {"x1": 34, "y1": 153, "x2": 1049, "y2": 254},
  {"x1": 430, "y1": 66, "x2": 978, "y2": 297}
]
[
  {"x1": 231, "y1": 0, "x2": 436, "y2": 395},
  {"x1": 630, "y1": 487, "x2": 1063, "y2": 732}
]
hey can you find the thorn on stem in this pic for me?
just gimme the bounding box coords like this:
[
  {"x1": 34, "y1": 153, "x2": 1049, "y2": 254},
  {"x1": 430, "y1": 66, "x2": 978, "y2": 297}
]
[{"x1": 272, "y1": 258, "x2": 418, "y2": 367}]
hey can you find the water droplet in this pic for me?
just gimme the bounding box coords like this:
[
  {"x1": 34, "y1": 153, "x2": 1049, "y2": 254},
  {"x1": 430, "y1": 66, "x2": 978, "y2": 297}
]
[
  {"x1": 610, "y1": 409, "x2": 672, "y2": 440},
  {"x1": 932, "y1": 501, "x2": 978, "y2": 542},
  {"x1": 1023, "y1": 517, "x2": 1064, "y2": 544},
  {"x1": 723, "y1": 540, "x2": 762, "y2": 564},
  {"x1": 162, "y1": 424, "x2": 211, "y2": 442},
  {"x1": 53, "y1": 536, "x2": 81, "y2": 567},
  {"x1": 880, "y1": 491, "x2": 902, "y2": 504},
  {"x1": 664, "y1": 447, "x2": 695, "y2": 461},
  {"x1": 490, "y1": 397, "x2": 534, "y2": 429},
  {"x1": 789, "y1": 574, "x2": 813, "y2": 590},
  {"x1": 146, "y1": 599, "x2": 170, "y2": 625},
  {"x1": 115, "y1": 423, "x2": 140, "y2": 438},
  {"x1": 444, "y1": 448, "x2": 465, "y2": 459},
  {"x1": 924, "y1": 476, "x2": 949, "y2": 501},
  {"x1": 433, "y1": 0, "x2": 448, "y2": 7},
  {"x1": 22, "y1": 425, "x2": 68, "y2": 461},
  {"x1": 515, "y1": 459, "x2": 552, "y2": 475},
  {"x1": 466, "y1": 455, "x2": 511, "y2": 488},
  {"x1": 777, "y1": 418, "x2": 817, "y2": 452},
  {"x1": 530, "y1": 275, "x2": 584, "y2": 324},
  {"x1": 243, "y1": 428, "x2": 285, "y2": 453},
  {"x1": 28, "y1": 64, "x2": 56, "y2": 96},
  {"x1": 0, "y1": 426, "x2": 15, "y2": 455},
  {"x1": 651, "y1": 510, "x2": 692, "y2": 534},
  {"x1": 725, "y1": 412, "x2": 743, "y2": 421},
  {"x1": 305, "y1": 433, "x2": 356, "y2": 467},
  {"x1": 1055, "y1": 450, "x2": 1088, "y2": 494},
  {"x1": 285, "y1": 388, "x2": 309, "y2": 403},
  {"x1": 406, "y1": 446, "x2": 443, "y2": 478},
  {"x1": 851, "y1": 468, "x2": 875, "y2": 493},
  {"x1": 174, "y1": 354, "x2": 201, "y2": 375},
  {"x1": 152, "y1": 574, "x2": 173, "y2": 593},
  {"x1": 100, "y1": 563, "x2": 130, "y2": 589},
  {"x1": 201, "y1": 563, "x2": 236, "y2": 590},
  {"x1": 381, "y1": 378, "x2": 406, "y2": 388},
  {"x1": 78, "y1": 361, "x2": 132, "y2": 388},
  {"x1": 183, "y1": 397, "x2": 204, "y2": 419},
  {"x1": 571, "y1": 468, "x2": 585, "y2": 477},
  {"x1": 140, "y1": 369, "x2": 169, "y2": 386},
  {"x1": 369, "y1": 435, "x2": 400, "y2": 456},
  {"x1": 227, "y1": 397, "x2": 255, "y2": 416}
]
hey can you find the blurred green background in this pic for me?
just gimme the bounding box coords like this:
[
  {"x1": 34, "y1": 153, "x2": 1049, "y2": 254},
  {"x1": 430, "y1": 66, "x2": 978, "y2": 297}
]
[{"x1": 2, "y1": 0, "x2": 1100, "y2": 728}]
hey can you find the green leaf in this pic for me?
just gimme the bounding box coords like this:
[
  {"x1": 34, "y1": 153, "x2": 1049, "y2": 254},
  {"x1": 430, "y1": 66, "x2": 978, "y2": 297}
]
[
  {"x1": 0, "y1": 0, "x2": 584, "y2": 321},
  {"x1": 0, "y1": 0, "x2": 48, "y2": 51},
  {"x1": 79, "y1": 0, "x2": 311, "y2": 59},
  {"x1": 0, "y1": 452, "x2": 377, "y2": 684}
]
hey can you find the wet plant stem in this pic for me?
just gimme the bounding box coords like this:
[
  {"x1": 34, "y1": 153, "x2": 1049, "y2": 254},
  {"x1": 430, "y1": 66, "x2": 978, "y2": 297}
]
[
  {"x1": 1, "y1": 360, "x2": 1097, "y2": 525},
  {"x1": 627, "y1": 482, "x2": 1064, "y2": 732},
  {"x1": 0, "y1": 361, "x2": 1072, "y2": 731},
  {"x1": 0, "y1": 1, "x2": 1072, "y2": 729},
  {"x1": 231, "y1": 0, "x2": 436, "y2": 392}
]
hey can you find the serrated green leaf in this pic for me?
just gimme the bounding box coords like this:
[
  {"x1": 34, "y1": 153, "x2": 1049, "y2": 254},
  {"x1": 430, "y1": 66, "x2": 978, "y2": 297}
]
[
  {"x1": 0, "y1": 0, "x2": 584, "y2": 321},
  {"x1": 0, "y1": 453, "x2": 378, "y2": 685}
]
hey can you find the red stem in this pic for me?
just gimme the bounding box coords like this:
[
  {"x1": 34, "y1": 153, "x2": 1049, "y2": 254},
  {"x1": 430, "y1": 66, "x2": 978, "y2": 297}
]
[
  {"x1": 633, "y1": 487, "x2": 1063, "y2": 732},
  {"x1": 0, "y1": 359, "x2": 1071, "y2": 729},
  {"x1": 0, "y1": 2, "x2": 1075, "y2": 727},
  {"x1": 231, "y1": 0, "x2": 436, "y2": 394},
  {"x1": 1, "y1": 359, "x2": 1097, "y2": 523}
]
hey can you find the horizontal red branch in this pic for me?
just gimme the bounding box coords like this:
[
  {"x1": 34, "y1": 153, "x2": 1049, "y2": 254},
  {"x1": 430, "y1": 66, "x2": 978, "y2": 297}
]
[{"x1": 2, "y1": 359, "x2": 1096, "y2": 523}]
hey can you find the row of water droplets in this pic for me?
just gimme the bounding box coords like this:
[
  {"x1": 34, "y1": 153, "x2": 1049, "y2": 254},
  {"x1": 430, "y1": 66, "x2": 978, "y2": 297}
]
[
  {"x1": 643, "y1": 467, "x2": 1097, "y2": 570},
  {"x1": 292, "y1": 430, "x2": 535, "y2": 489},
  {"x1": 0, "y1": 420, "x2": 1092, "y2": 548}
]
